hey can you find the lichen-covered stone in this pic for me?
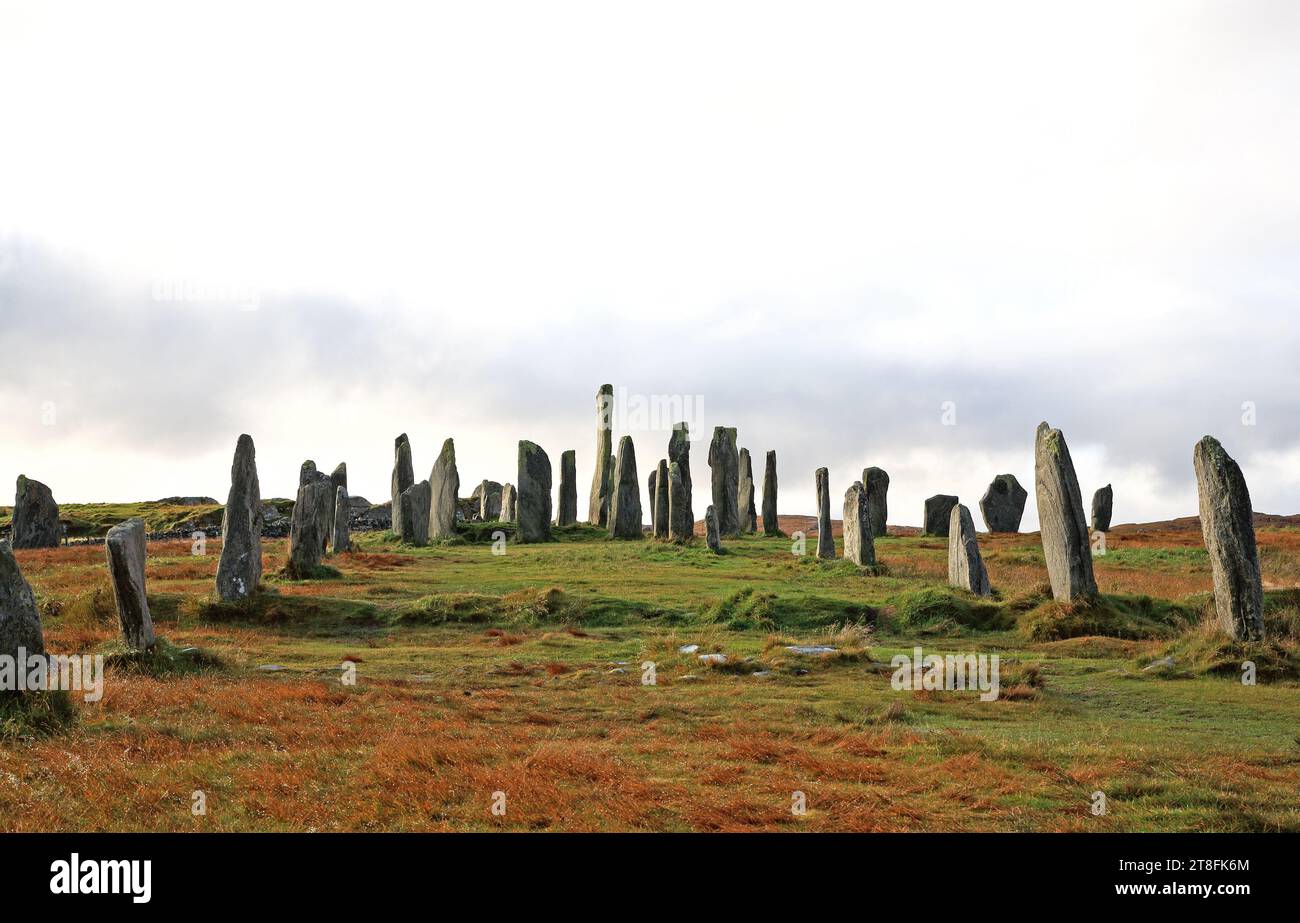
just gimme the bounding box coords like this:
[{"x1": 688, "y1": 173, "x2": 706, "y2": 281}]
[
  {"x1": 669, "y1": 423, "x2": 693, "y2": 527},
  {"x1": 1194, "y1": 436, "x2": 1264, "y2": 641},
  {"x1": 948, "y1": 504, "x2": 991, "y2": 596},
  {"x1": 980, "y1": 474, "x2": 1027, "y2": 533},
  {"x1": 105, "y1": 518, "x2": 156, "y2": 649},
  {"x1": 500, "y1": 483, "x2": 517, "y2": 523},
  {"x1": 607, "y1": 436, "x2": 642, "y2": 540},
  {"x1": 737, "y1": 449, "x2": 756, "y2": 534},
  {"x1": 332, "y1": 486, "x2": 351, "y2": 553},
  {"x1": 815, "y1": 468, "x2": 835, "y2": 559},
  {"x1": 705, "y1": 504, "x2": 721, "y2": 553},
  {"x1": 843, "y1": 481, "x2": 874, "y2": 566},
  {"x1": 863, "y1": 467, "x2": 889, "y2": 538},
  {"x1": 653, "y1": 459, "x2": 670, "y2": 539},
  {"x1": 11, "y1": 475, "x2": 59, "y2": 549},
  {"x1": 391, "y1": 434, "x2": 414, "y2": 537},
  {"x1": 588, "y1": 384, "x2": 614, "y2": 526},
  {"x1": 668, "y1": 462, "x2": 692, "y2": 543},
  {"x1": 216, "y1": 434, "x2": 262, "y2": 601},
  {"x1": 1034, "y1": 422, "x2": 1097, "y2": 602},
  {"x1": 429, "y1": 438, "x2": 460, "y2": 540},
  {"x1": 517, "y1": 441, "x2": 553, "y2": 543},
  {"x1": 0, "y1": 541, "x2": 44, "y2": 658},
  {"x1": 398, "y1": 480, "x2": 431, "y2": 547},
  {"x1": 289, "y1": 475, "x2": 336, "y2": 574},
  {"x1": 708, "y1": 427, "x2": 740, "y2": 536}
]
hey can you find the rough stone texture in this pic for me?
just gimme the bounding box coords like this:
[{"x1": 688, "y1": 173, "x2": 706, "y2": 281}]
[
  {"x1": 647, "y1": 470, "x2": 658, "y2": 533},
  {"x1": 398, "y1": 480, "x2": 431, "y2": 547},
  {"x1": 815, "y1": 468, "x2": 836, "y2": 559},
  {"x1": 556, "y1": 451, "x2": 577, "y2": 526},
  {"x1": 329, "y1": 463, "x2": 348, "y2": 537},
  {"x1": 588, "y1": 384, "x2": 614, "y2": 526},
  {"x1": 477, "y1": 480, "x2": 503, "y2": 521},
  {"x1": 429, "y1": 438, "x2": 460, "y2": 540},
  {"x1": 0, "y1": 541, "x2": 44, "y2": 658},
  {"x1": 923, "y1": 494, "x2": 959, "y2": 537},
  {"x1": 762, "y1": 450, "x2": 779, "y2": 535},
  {"x1": 607, "y1": 436, "x2": 642, "y2": 540},
  {"x1": 705, "y1": 504, "x2": 721, "y2": 553},
  {"x1": 653, "y1": 459, "x2": 670, "y2": 539},
  {"x1": 1034, "y1": 422, "x2": 1097, "y2": 602},
  {"x1": 299, "y1": 460, "x2": 318, "y2": 486},
  {"x1": 332, "y1": 486, "x2": 351, "y2": 553},
  {"x1": 668, "y1": 423, "x2": 693, "y2": 527},
  {"x1": 391, "y1": 434, "x2": 415, "y2": 537},
  {"x1": 1091, "y1": 484, "x2": 1114, "y2": 533},
  {"x1": 517, "y1": 441, "x2": 553, "y2": 543},
  {"x1": 300, "y1": 465, "x2": 335, "y2": 553},
  {"x1": 500, "y1": 483, "x2": 517, "y2": 523},
  {"x1": 11, "y1": 475, "x2": 60, "y2": 549},
  {"x1": 843, "y1": 481, "x2": 875, "y2": 566},
  {"x1": 863, "y1": 467, "x2": 889, "y2": 538},
  {"x1": 980, "y1": 474, "x2": 1027, "y2": 533},
  {"x1": 1194, "y1": 436, "x2": 1264, "y2": 641},
  {"x1": 668, "y1": 462, "x2": 692, "y2": 543},
  {"x1": 948, "y1": 504, "x2": 991, "y2": 596},
  {"x1": 216, "y1": 434, "x2": 263, "y2": 602},
  {"x1": 737, "y1": 448, "x2": 756, "y2": 534},
  {"x1": 105, "y1": 518, "x2": 156, "y2": 650},
  {"x1": 289, "y1": 476, "x2": 335, "y2": 574},
  {"x1": 708, "y1": 426, "x2": 740, "y2": 536}
]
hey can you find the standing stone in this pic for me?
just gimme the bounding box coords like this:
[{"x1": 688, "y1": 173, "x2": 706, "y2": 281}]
[
  {"x1": 762, "y1": 450, "x2": 779, "y2": 535},
  {"x1": 863, "y1": 467, "x2": 889, "y2": 538},
  {"x1": 737, "y1": 449, "x2": 756, "y2": 534},
  {"x1": 105, "y1": 518, "x2": 156, "y2": 650},
  {"x1": 500, "y1": 484, "x2": 517, "y2": 522},
  {"x1": 0, "y1": 541, "x2": 44, "y2": 658},
  {"x1": 815, "y1": 468, "x2": 836, "y2": 559},
  {"x1": 705, "y1": 504, "x2": 721, "y2": 553},
  {"x1": 397, "y1": 480, "x2": 431, "y2": 547},
  {"x1": 478, "y1": 480, "x2": 503, "y2": 521},
  {"x1": 332, "y1": 486, "x2": 351, "y2": 553},
  {"x1": 429, "y1": 438, "x2": 460, "y2": 540},
  {"x1": 923, "y1": 495, "x2": 959, "y2": 537},
  {"x1": 216, "y1": 434, "x2": 262, "y2": 602},
  {"x1": 391, "y1": 434, "x2": 415, "y2": 536},
  {"x1": 668, "y1": 463, "x2": 692, "y2": 543},
  {"x1": 1194, "y1": 436, "x2": 1264, "y2": 641},
  {"x1": 299, "y1": 460, "x2": 318, "y2": 486},
  {"x1": 843, "y1": 481, "x2": 875, "y2": 566},
  {"x1": 289, "y1": 476, "x2": 335, "y2": 575},
  {"x1": 588, "y1": 384, "x2": 614, "y2": 526},
  {"x1": 948, "y1": 504, "x2": 991, "y2": 596},
  {"x1": 300, "y1": 464, "x2": 335, "y2": 553},
  {"x1": 668, "y1": 423, "x2": 693, "y2": 527},
  {"x1": 653, "y1": 459, "x2": 670, "y2": 539},
  {"x1": 708, "y1": 427, "x2": 740, "y2": 536},
  {"x1": 329, "y1": 463, "x2": 348, "y2": 537},
  {"x1": 647, "y1": 470, "x2": 658, "y2": 533},
  {"x1": 517, "y1": 441, "x2": 553, "y2": 543},
  {"x1": 11, "y1": 476, "x2": 60, "y2": 549},
  {"x1": 1034, "y1": 422, "x2": 1097, "y2": 602},
  {"x1": 608, "y1": 436, "x2": 642, "y2": 540},
  {"x1": 556, "y1": 451, "x2": 577, "y2": 527},
  {"x1": 1091, "y1": 484, "x2": 1114, "y2": 533},
  {"x1": 980, "y1": 474, "x2": 1027, "y2": 533}
]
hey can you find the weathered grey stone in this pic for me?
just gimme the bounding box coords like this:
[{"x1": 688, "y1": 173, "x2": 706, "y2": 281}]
[
  {"x1": 105, "y1": 518, "x2": 156, "y2": 650},
  {"x1": 705, "y1": 504, "x2": 721, "y2": 553},
  {"x1": 332, "y1": 486, "x2": 351, "y2": 553},
  {"x1": 653, "y1": 459, "x2": 669, "y2": 539},
  {"x1": 1034, "y1": 422, "x2": 1097, "y2": 602},
  {"x1": 517, "y1": 441, "x2": 553, "y2": 543},
  {"x1": 588, "y1": 384, "x2": 614, "y2": 526},
  {"x1": 299, "y1": 460, "x2": 318, "y2": 486},
  {"x1": 476, "y1": 480, "x2": 503, "y2": 521},
  {"x1": 843, "y1": 481, "x2": 875, "y2": 566},
  {"x1": 329, "y1": 463, "x2": 347, "y2": 538},
  {"x1": 948, "y1": 504, "x2": 991, "y2": 596},
  {"x1": 863, "y1": 467, "x2": 889, "y2": 538},
  {"x1": 391, "y1": 434, "x2": 414, "y2": 536},
  {"x1": 429, "y1": 438, "x2": 460, "y2": 540},
  {"x1": 1194, "y1": 436, "x2": 1264, "y2": 641},
  {"x1": 980, "y1": 474, "x2": 1027, "y2": 533},
  {"x1": 668, "y1": 423, "x2": 693, "y2": 528},
  {"x1": 299, "y1": 464, "x2": 335, "y2": 553},
  {"x1": 0, "y1": 541, "x2": 44, "y2": 658},
  {"x1": 217, "y1": 434, "x2": 262, "y2": 602},
  {"x1": 923, "y1": 494, "x2": 959, "y2": 537},
  {"x1": 668, "y1": 462, "x2": 692, "y2": 543},
  {"x1": 762, "y1": 450, "x2": 779, "y2": 535},
  {"x1": 500, "y1": 483, "x2": 517, "y2": 522},
  {"x1": 557, "y1": 451, "x2": 577, "y2": 526},
  {"x1": 1091, "y1": 484, "x2": 1113, "y2": 533},
  {"x1": 11, "y1": 475, "x2": 60, "y2": 549},
  {"x1": 708, "y1": 426, "x2": 740, "y2": 536},
  {"x1": 647, "y1": 470, "x2": 658, "y2": 533},
  {"x1": 737, "y1": 448, "x2": 756, "y2": 534},
  {"x1": 815, "y1": 468, "x2": 835, "y2": 559},
  {"x1": 608, "y1": 436, "x2": 642, "y2": 540},
  {"x1": 289, "y1": 475, "x2": 335, "y2": 575},
  {"x1": 398, "y1": 480, "x2": 431, "y2": 546}
]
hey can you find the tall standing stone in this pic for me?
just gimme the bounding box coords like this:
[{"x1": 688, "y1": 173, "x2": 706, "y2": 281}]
[
  {"x1": 556, "y1": 451, "x2": 577, "y2": 527},
  {"x1": 11, "y1": 476, "x2": 60, "y2": 549},
  {"x1": 0, "y1": 541, "x2": 44, "y2": 658},
  {"x1": 478, "y1": 480, "x2": 503, "y2": 521},
  {"x1": 923, "y1": 495, "x2": 959, "y2": 537},
  {"x1": 391, "y1": 434, "x2": 414, "y2": 536},
  {"x1": 705, "y1": 505, "x2": 721, "y2": 553},
  {"x1": 708, "y1": 427, "x2": 740, "y2": 537},
  {"x1": 299, "y1": 464, "x2": 335, "y2": 553},
  {"x1": 289, "y1": 475, "x2": 335, "y2": 575},
  {"x1": 761, "y1": 450, "x2": 779, "y2": 535},
  {"x1": 980, "y1": 474, "x2": 1027, "y2": 533},
  {"x1": 588, "y1": 384, "x2": 614, "y2": 526},
  {"x1": 216, "y1": 434, "x2": 262, "y2": 602},
  {"x1": 517, "y1": 441, "x2": 553, "y2": 543},
  {"x1": 1194, "y1": 436, "x2": 1264, "y2": 641},
  {"x1": 332, "y1": 486, "x2": 351, "y2": 553},
  {"x1": 737, "y1": 449, "x2": 756, "y2": 534},
  {"x1": 398, "y1": 480, "x2": 431, "y2": 546},
  {"x1": 843, "y1": 481, "x2": 875, "y2": 566},
  {"x1": 1091, "y1": 484, "x2": 1113, "y2": 533},
  {"x1": 863, "y1": 467, "x2": 889, "y2": 538},
  {"x1": 647, "y1": 470, "x2": 658, "y2": 533},
  {"x1": 105, "y1": 518, "x2": 156, "y2": 650},
  {"x1": 608, "y1": 436, "x2": 642, "y2": 540},
  {"x1": 653, "y1": 459, "x2": 670, "y2": 539},
  {"x1": 1034, "y1": 422, "x2": 1097, "y2": 602},
  {"x1": 815, "y1": 468, "x2": 836, "y2": 559},
  {"x1": 948, "y1": 504, "x2": 991, "y2": 596},
  {"x1": 500, "y1": 483, "x2": 517, "y2": 522},
  {"x1": 329, "y1": 463, "x2": 348, "y2": 538},
  {"x1": 429, "y1": 438, "x2": 460, "y2": 540},
  {"x1": 668, "y1": 423, "x2": 693, "y2": 527},
  {"x1": 668, "y1": 462, "x2": 692, "y2": 543},
  {"x1": 299, "y1": 460, "x2": 318, "y2": 486}
]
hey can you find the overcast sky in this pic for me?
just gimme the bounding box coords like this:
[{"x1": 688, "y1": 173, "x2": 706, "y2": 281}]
[{"x1": 2, "y1": 0, "x2": 1298, "y2": 529}]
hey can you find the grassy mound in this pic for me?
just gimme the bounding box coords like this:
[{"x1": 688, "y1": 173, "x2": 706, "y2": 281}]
[
  {"x1": 101, "y1": 637, "x2": 226, "y2": 677},
  {"x1": 1142, "y1": 592, "x2": 1300, "y2": 681},
  {"x1": 701, "y1": 587, "x2": 875, "y2": 632},
  {"x1": 887, "y1": 587, "x2": 1011, "y2": 633},
  {"x1": 1020, "y1": 593, "x2": 1199, "y2": 641},
  {"x1": 0, "y1": 690, "x2": 75, "y2": 739}
]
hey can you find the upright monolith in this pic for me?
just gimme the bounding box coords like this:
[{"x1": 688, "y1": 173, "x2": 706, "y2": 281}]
[
  {"x1": 653, "y1": 459, "x2": 669, "y2": 539},
  {"x1": 289, "y1": 475, "x2": 335, "y2": 575},
  {"x1": 863, "y1": 467, "x2": 889, "y2": 538},
  {"x1": 647, "y1": 470, "x2": 658, "y2": 533},
  {"x1": 1194, "y1": 436, "x2": 1264, "y2": 641},
  {"x1": 843, "y1": 481, "x2": 875, "y2": 566},
  {"x1": 105, "y1": 518, "x2": 156, "y2": 650},
  {"x1": 391, "y1": 434, "x2": 415, "y2": 535},
  {"x1": 478, "y1": 480, "x2": 503, "y2": 521},
  {"x1": 500, "y1": 483, "x2": 517, "y2": 523},
  {"x1": 705, "y1": 505, "x2": 721, "y2": 553},
  {"x1": 588, "y1": 384, "x2": 614, "y2": 526},
  {"x1": 762, "y1": 450, "x2": 779, "y2": 535},
  {"x1": 668, "y1": 423, "x2": 693, "y2": 526},
  {"x1": 332, "y1": 486, "x2": 351, "y2": 553},
  {"x1": 0, "y1": 541, "x2": 44, "y2": 658},
  {"x1": 668, "y1": 462, "x2": 692, "y2": 543},
  {"x1": 708, "y1": 427, "x2": 740, "y2": 536},
  {"x1": 923, "y1": 495, "x2": 959, "y2": 537},
  {"x1": 608, "y1": 436, "x2": 642, "y2": 539},
  {"x1": 737, "y1": 449, "x2": 756, "y2": 534},
  {"x1": 217, "y1": 434, "x2": 262, "y2": 602},
  {"x1": 948, "y1": 504, "x2": 991, "y2": 596},
  {"x1": 815, "y1": 468, "x2": 835, "y2": 559},
  {"x1": 398, "y1": 480, "x2": 431, "y2": 547},
  {"x1": 517, "y1": 441, "x2": 552, "y2": 543},
  {"x1": 12, "y1": 476, "x2": 59, "y2": 549},
  {"x1": 557, "y1": 451, "x2": 577, "y2": 527},
  {"x1": 1034, "y1": 422, "x2": 1097, "y2": 602},
  {"x1": 980, "y1": 474, "x2": 1027, "y2": 533},
  {"x1": 329, "y1": 463, "x2": 348, "y2": 536},
  {"x1": 1091, "y1": 484, "x2": 1113, "y2": 533},
  {"x1": 429, "y1": 438, "x2": 460, "y2": 540}
]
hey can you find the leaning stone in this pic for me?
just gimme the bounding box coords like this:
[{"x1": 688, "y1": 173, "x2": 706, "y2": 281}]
[
  {"x1": 705, "y1": 505, "x2": 721, "y2": 553},
  {"x1": 397, "y1": 480, "x2": 431, "y2": 547},
  {"x1": 517, "y1": 441, "x2": 553, "y2": 543},
  {"x1": 923, "y1": 494, "x2": 959, "y2": 537},
  {"x1": 980, "y1": 474, "x2": 1027, "y2": 533},
  {"x1": 1194, "y1": 436, "x2": 1264, "y2": 641},
  {"x1": 1091, "y1": 484, "x2": 1113, "y2": 533},
  {"x1": 815, "y1": 468, "x2": 836, "y2": 559},
  {"x1": 608, "y1": 436, "x2": 642, "y2": 540},
  {"x1": 863, "y1": 467, "x2": 889, "y2": 538},
  {"x1": 653, "y1": 459, "x2": 670, "y2": 539},
  {"x1": 668, "y1": 462, "x2": 692, "y2": 543},
  {"x1": 669, "y1": 423, "x2": 693, "y2": 527},
  {"x1": 1034, "y1": 422, "x2": 1097, "y2": 602},
  {"x1": 556, "y1": 451, "x2": 577, "y2": 526},
  {"x1": 948, "y1": 504, "x2": 991, "y2": 596},
  {"x1": 332, "y1": 486, "x2": 351, "y2": 553},
  {"x1": 588, "y1": 384, "x2": 614, "y2": 526},
  {"x1": 762, "y1": 450, "x2": 779, "y2": 535},
  {"x1": 105, "y1": 518, "x2": 156, "y2": 650},
  {"x1": 0, "y1": 541, "x2": 44, "y2": 658},
  {"x1": 708, "y1": 427, "x2": 740, "y2": 536},
  {"x1": 11, "y1": 475, "x2": 60, "y2": 549},
  {"x1": 289, "y1": 476, "x2": 335, "y2": 574},
  {"x1": 391, "y1": 434, "x2": 414, "y2": 536},
  {"x1": 216, "y1": 434, "x2": 263, "y2": 602},
  {"x1": 843, "y1": 481, "x2": 875, "y2": 566},
  {"x1": 429, "y1": 438, "x2": 460, "y2": 540},
  {"x1": 737, "y1": 448, "x2": 756, "y2": 534}
]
